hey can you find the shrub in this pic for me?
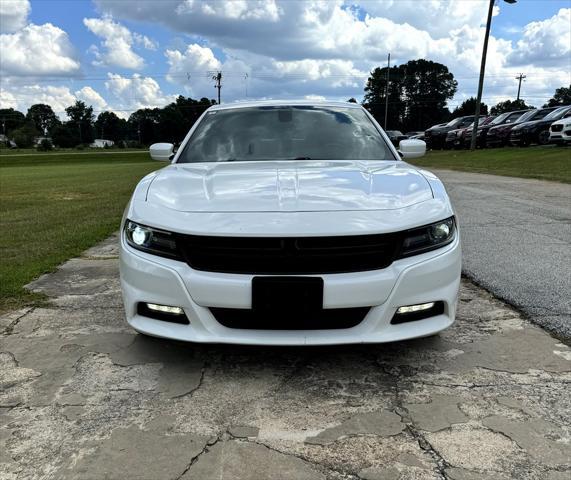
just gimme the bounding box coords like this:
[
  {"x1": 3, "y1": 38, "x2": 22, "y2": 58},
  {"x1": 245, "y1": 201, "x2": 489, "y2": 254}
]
[{"x1": 36, "y1": 139, "x2": 53, "y2": 151}]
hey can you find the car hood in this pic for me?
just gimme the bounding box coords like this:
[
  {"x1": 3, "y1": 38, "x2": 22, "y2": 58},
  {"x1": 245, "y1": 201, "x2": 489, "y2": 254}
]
[
  {"x1": 512, "y1": 119, "x2": 547, "y2": 130},
  {"x1": 146, "y1": 160, "x2": 434, "y2": 213}
]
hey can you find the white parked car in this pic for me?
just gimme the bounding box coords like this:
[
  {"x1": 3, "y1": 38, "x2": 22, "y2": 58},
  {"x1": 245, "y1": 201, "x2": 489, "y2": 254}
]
[
  {"x1": 120, "y1": 101, "x2": 461, "y2": 345},
  {"x1": 549, "y1": 117, "x2": 571, "y2": 144}
]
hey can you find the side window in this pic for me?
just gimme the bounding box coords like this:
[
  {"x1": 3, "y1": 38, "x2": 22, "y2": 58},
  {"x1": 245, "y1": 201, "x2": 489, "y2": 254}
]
[{"x1": 564, "y1": 111, "x2": 571, "y2": 118}]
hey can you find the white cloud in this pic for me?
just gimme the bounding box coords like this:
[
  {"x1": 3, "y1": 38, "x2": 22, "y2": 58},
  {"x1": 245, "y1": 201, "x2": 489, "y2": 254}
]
[
  {"x1": 165, "y1": 43, "x2": 221, "y2": 81},
  {"x1": 0, "y1": 0, "x2": 30, "y2": 33},
  {"x1": 357, "y1": 0, "x2": 498, "y2": 38},
  {"x1": 84, "y1": 16, "x2": 156, "y2": 69},
  {"x1": 178, "y1": 0, "x2": 282, "y2": 21},
  {"x1": 105, "y1": 73, "x2": 176, "y2": 112},
  {"x1": 508, "y1": 8, "x2": 571, "y2": 67},
  {"x1": 75, "y1": 86, "x2": 108, "y2": 111},
  {"x1": 0, "y1": 84, "x2": 77, "y2": 114},
  {"x1": 0, "y1": 23, "x2": 80, "y2": 75}
]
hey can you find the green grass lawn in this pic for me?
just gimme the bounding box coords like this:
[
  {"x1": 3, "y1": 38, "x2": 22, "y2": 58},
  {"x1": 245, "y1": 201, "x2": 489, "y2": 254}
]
[
  {"x1": 412, "y1": 146, "x2": 571, "y2": 183},
  {"x1": 0, "y1": 151, "x2": 159, "y2": 312}
]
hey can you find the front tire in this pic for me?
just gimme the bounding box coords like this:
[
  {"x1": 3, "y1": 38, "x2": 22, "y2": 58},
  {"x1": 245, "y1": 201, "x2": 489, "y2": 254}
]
[{"x1": 538, "y1": 130, "x2": 550, "y2": 145}]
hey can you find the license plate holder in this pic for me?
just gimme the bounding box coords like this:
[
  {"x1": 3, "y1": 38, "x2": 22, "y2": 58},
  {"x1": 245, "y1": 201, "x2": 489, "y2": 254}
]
[{"x1": 252, "y1": 277, "x2": 323, "y2": 313}]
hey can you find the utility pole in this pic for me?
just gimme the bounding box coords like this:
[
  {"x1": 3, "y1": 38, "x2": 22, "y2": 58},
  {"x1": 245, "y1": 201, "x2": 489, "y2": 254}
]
[
  {"x1": 384, "y1": 53, "x2": 390, "y2": 130},
  {"x1": 515, "y1": 73, "x2": 526, "y2": 101},
  {"x1": 470, "y1": 0, "x2": 518, "y2": 150},
  {"x1": 213, "y1": 71, "x2": 222, "y2": 104}
]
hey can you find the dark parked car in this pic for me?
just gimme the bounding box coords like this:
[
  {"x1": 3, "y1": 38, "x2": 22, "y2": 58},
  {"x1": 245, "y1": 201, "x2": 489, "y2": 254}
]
[
  {"x1": 466, "y1": 110, "x2": 528, "y2": 148},
  {"x1": 510, "y1": 105, "x2": 571, "y2": 146},
  {"x1": 445, "y1": 116, "x2": 496, "y2": 149},
  {"x1": 425, "y1": 116, "x2": 477, "y2": 150},
  {"x1": 486, "y1": 107, "x2": 560, "y2": 147},
  {"x1": 405, "y1": 131, "x2": 424, "y2": 137},
  {"x1": 385, "y1": 130, "x2": 408, "y2": 147}
]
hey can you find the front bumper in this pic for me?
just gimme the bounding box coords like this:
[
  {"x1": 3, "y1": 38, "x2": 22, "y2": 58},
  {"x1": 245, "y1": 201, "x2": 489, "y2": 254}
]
[
  {"x1": 119, "y1": 231, "x2": 461, "y2": 345},
  {"x1": 549, "y1": 128, "x2": 571, "y2": 144}
]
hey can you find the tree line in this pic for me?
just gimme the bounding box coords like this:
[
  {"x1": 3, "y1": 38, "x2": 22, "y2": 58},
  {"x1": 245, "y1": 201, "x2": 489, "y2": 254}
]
[
  {"x1": 1, "y1": 59, "x2": 569, "y2": 148},
  {"x1": 0, "y1": 96, "x2": 216, "y2": 149}
]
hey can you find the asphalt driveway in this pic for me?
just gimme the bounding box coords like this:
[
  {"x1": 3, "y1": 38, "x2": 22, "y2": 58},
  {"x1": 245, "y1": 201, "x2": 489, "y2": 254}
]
[
  {"x1": 1, "y1": 235, "x2": 570, "y2": 479},
  {"x1": 434, "y1": 170, "x2": 571, "y2": 340}
]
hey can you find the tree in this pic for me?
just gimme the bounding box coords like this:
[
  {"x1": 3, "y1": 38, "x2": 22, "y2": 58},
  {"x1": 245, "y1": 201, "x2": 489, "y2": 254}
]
[
  {"x1": 11, "y1": 122, "x2": 40, "y2": 148},
  {"x1": 452, "y1": 97, "x2": 488, "y2": 117},
  {"x1": 65, "y1": 101, "x2": 95, "y2": 144},
  {"x1": 51, "y1": 123, "x2": 80, "y2": 148},
  {"x1": 400, "y1": 59, "x2": 457, "y2": 131},
  {"x1": 490, "y1": 99, "x2": 535, "y2": 115},
  {"x1": 347, "y1": 98, "x2": 357, "y2": 103},
  {"x1": 94, "y1": 111, "x2": 127, "y2": 143},
  {"x1": 26, "y1": 104, "x2": 60, "y2": 135},
  {"x1": 0, "y1": 108, "x2": 26, "y2": 136},
  {"x1": 363, "y1": 59, "x2": 457, "y2": 131},
  {"x1": 363, "y1": 65, "x2": 405, "y2": 130},
  {"x1": 128, "y1": 108, "x2": 162, "y2": 145},
  {"x1": 544, "y1": 85, "x2": 571, "y2": 107}
]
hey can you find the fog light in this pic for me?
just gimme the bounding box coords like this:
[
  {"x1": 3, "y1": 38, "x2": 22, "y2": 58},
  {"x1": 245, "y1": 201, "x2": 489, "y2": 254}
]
[
  {"x1": 146, "y1": 303, "x2": 184, "y2": 315},
  {"x1": 396, "y1": 302, "x2": 435, "y2": 314}
]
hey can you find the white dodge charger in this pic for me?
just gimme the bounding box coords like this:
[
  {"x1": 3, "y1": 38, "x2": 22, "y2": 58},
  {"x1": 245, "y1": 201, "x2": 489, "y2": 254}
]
[{"x1": 120, "y1": 101, "x2": 461, "y2": 345}]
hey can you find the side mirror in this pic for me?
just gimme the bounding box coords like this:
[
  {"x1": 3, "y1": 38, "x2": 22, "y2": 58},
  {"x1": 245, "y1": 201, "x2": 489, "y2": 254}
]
[
  {"x1": 149, "y1": 143, "x2": 174, "y2": 162},
  {"x1": 398, "y1": 139, "x2": 426, "y2": 159}
]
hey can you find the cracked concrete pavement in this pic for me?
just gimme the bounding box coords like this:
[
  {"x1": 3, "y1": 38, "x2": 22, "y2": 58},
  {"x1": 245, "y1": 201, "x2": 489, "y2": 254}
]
[{"x1": 1, "y1": 235, "x2": 571, "y2": 479}]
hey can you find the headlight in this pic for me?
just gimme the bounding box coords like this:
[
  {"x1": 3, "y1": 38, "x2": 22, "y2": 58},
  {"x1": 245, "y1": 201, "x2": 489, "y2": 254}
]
[
  {"x1": 124, "y1": 220, "x2": 182, "y2": 260},
  {"x1": 398, "y1": 217, "x2": 456, "y2": 258}
]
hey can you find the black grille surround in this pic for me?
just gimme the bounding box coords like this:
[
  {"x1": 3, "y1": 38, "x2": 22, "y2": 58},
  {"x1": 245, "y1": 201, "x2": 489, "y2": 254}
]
[
  {"x1": 210, "y1": 307, "x2": 370, "y2": 330},
  {"x1": 174, "y1": 232, "x2": 403, "y2": 275}
]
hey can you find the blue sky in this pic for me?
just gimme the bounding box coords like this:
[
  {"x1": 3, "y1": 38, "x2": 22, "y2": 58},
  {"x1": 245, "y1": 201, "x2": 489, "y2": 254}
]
[{"x1": 1, "y1": 0, "x2": 570, "y2": 118}]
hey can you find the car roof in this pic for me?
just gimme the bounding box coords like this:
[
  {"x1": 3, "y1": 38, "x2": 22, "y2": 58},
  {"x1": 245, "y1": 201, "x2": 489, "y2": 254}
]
[{"x1": 207, "y1": 100, "x2": 363, "y2": 111}]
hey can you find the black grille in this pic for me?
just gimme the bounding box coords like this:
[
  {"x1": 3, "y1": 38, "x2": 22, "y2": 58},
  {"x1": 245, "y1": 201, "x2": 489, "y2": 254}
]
[
  {"x1": 551, "y1": 124, "x2": 563, "y2": 132},
  {"x1": 210, "y1": 307, "x2": 370, "y2": 330},
  {"x1": 175, "y1": 233, "x2": 402, "y2": 274}
]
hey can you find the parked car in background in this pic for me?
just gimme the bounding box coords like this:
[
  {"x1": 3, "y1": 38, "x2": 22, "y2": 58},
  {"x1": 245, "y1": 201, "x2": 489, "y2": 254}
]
[
  {"x1": 549, "y1": 117, "x2": 571, "y2": 145},
  {"x1": 486, "y1": 107, "x2": 559, "y2": 148},
  {"x1": 385, "y1": 130, "x2": 408, "y2": 147},
  {"x1": 120, "y1": 100, "x2": 461, "y2": 345},
  {"x1": 467, "y1": 110, "x2": 528, "y2": 148},
  {"x1": 408, "y1": 132, "x2": 425, "y2": 141},
  {"x1": 510, "y1": 105, "x2": 571, "y2": 146},
  {"x1": 445, "y1": 116, "x2": 496, "y2": 149},
  {"x1": 405, "y1": 131, "x2": 424, "y2": 138},
  {"x1": 425, "y1": 116, "x2": 476, "y2": 150}
]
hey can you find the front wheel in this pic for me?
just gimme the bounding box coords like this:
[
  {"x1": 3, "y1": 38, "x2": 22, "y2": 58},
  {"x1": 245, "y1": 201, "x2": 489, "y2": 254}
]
[{"x1": 538, "y1": 130, "x2": 550, "y2": 145}]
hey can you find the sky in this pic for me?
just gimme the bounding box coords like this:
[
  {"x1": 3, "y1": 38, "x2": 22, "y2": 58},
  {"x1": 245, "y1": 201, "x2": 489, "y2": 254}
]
[{"x1": 0, "y1": 0, "x2": 570, "y2": 119}]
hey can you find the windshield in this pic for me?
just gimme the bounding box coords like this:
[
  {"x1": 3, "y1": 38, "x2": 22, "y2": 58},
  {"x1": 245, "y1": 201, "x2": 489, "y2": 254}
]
[
  {"x1": 515, "y1": 110, "x2": 538, "y2": 123},
  {"x1": 445, "y1": 117, "x2": 463, "y2": 127},
  {"x1": 177, "y1": 106, "x2": 396, "y2": 163},
  {"x1": 489, "y1": 112, "x2": 511, "y2": 125},
  {"x1": 544, "y1": 106, "x2": 570, "y2": 121}
]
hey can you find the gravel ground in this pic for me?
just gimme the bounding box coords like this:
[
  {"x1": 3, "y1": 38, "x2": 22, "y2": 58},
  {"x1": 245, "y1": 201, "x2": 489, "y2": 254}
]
[
  {"x1": 434, "y1": 170, "x2": 571, "y2": 340},
  {"x1": 1, "y1": 236, "x2": 570, "y2": 479}
]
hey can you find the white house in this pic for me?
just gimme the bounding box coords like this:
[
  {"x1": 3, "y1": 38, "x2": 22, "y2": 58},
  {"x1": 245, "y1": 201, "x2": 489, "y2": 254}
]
[{"x1": 91, "y1": 139, "x2": 114, "y2": 148}]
